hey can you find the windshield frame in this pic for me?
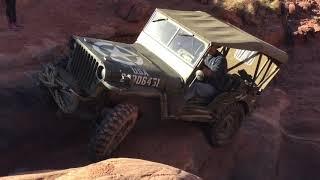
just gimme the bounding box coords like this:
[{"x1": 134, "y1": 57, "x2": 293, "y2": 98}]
[{"x1": 142, "y1": 12, "x2": 209, "y2": 68}]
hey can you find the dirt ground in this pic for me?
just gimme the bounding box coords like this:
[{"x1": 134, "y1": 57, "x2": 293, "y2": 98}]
[{"x1": 0, "y1": 0, "x2": 320, "y2": 179}]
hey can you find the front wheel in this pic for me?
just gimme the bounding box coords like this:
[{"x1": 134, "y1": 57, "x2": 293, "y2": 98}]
[
  {"x1": 88, "y1": 104, "x2": 139, "y2": 162},
  {"x1": 211, "y1": 103, "x2": 245, "y2": 146}
]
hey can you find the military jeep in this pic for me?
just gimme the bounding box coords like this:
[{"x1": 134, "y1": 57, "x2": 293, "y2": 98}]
[{"x1": 38, "y1": 9, "x2": 288, "y2": 161}]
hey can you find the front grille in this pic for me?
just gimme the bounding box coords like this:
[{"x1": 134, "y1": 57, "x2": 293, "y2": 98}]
[{"x1": 69, "y1": 43, "x2": 99, "y2": 90}]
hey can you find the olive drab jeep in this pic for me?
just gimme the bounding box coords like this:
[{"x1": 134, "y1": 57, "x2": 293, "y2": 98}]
[{"x1": 38, "y1": 9, "x2": 288, "y2": 161}]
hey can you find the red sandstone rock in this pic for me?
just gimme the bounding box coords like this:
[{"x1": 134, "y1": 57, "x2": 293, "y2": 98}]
[
  {"x1": 0, "y1": 1, "x2": 320, "y2": 180},
  {"x1": 3, "y1": 158, "x2": 202, "y2": 180},
  {"x1": 299, "y1": 1, "x2": 312, "y2": 11},
  {"x1": 200, "y1": 0, "x2": 208, "y2": 4},
  {"x1": 288, "y1": 3, "x2": 296, "y2": 14},
  {"x1": 262, "y1": 24, "x2": 285, "y2": 46},
  {"x1": 222, "y1": 10, "x2": 244, "y2": 26},
  {"x1": 113, "y1": 0, "x2": 153, "y2": 22}
]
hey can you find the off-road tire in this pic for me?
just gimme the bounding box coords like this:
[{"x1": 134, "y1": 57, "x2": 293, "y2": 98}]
[
  {"x1": 211, "y1": 103, "x2": 245, "y2": 146},
  {"x1": 88, "y1": 104, "x2": 138, "y2": 162}
]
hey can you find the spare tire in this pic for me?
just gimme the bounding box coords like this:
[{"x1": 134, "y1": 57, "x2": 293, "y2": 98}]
[{"x1": 88, "y1": 104, "x2": 139, "y2": 162}]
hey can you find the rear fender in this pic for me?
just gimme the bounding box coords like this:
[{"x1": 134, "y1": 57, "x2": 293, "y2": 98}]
[{"x1": 208, "y1": 91, "x2": 250, "y2": 116}]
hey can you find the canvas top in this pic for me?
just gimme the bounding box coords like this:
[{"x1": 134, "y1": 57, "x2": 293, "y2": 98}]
[{"x1": 157, "y1": 9, "x2": 288, "y2": 64}]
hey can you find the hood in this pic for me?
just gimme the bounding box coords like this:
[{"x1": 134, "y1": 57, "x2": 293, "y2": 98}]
[{"x1": 75, "y1": 36, "x2": 183, "y2": 91}]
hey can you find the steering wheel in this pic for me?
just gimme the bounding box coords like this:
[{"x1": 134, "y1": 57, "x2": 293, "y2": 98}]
[{"x1": 177, "y1": 49, "x2": 194, "y2": 63}]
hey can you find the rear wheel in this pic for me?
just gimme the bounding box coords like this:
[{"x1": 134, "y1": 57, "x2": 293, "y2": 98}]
[
  {"x1": 88, "y1": 104, "x2": 138, "y2": 162},
  {"x1": 211, "y1": 103, "x2": 245, "y2": 146}
]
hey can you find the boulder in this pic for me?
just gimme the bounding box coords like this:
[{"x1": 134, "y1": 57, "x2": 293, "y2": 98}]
[{"x1": 4, "y1": 158, "x2": 201, "y2": 180}]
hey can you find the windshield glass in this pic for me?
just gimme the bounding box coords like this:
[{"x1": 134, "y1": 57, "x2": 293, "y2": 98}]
[
  {"x1": 144, "y1": 13, "x2": 206, "y2": 66},
  {"x1": 168, "y1": 29, "x2": 205, "y2": 64},
  {"x1": 144, "y1": 13, "x2": 178, "y2": 45}
]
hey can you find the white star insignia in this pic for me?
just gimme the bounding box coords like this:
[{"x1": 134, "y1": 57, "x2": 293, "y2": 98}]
[{"x1": 92, "y1": 41, "x2": 144, "y2": 66}]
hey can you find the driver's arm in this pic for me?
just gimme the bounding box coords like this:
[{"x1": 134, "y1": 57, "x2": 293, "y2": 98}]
[{"x1": 201, "y1": 55, "x2": 227, "y2": 80}]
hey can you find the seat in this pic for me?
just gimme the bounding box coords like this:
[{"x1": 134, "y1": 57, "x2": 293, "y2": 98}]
[{"x1": 222, "y1": 74, "x2": 241, "y2": 92}]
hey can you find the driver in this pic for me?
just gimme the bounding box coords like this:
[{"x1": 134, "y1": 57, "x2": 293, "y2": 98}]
[{"x1": 185, "y1": 45, "x2": 228, "y2": 104}]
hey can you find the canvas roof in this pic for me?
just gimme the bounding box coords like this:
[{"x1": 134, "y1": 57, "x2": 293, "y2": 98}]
[{"x1": 157, "y1": 9, "x2": 288, "y2": 64}]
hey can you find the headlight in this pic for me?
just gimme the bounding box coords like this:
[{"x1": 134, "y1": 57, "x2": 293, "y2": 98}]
[{"x1": 97, "y1": 65, "x2": 106, "y2": 80}]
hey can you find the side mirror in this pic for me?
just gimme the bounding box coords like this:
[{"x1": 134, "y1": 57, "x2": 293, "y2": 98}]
[{"x1": 196, "y1": 70, "x2": 204, "y2": 81}]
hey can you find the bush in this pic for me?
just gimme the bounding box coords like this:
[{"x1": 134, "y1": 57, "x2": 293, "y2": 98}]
[{"x1": 220, "y1": 0, "x2": 280, "y2": 15}]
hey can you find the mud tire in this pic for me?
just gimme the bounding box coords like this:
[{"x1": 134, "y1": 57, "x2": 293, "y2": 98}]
[
  {"x1": 211, "y1": 103, "x2": 245, "y2": 146},
  {"x1": 88, "y1": 104, "x2": 138, "y2": 162}
]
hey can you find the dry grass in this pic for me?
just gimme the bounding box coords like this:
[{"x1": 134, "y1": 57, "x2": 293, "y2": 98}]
[
  {"x1": 220, "y1": 0, "x2": 281, "y2": 15},
  {"x1": 259, "y1": 0, "x2": 281, "y2": 11},
  {"x1": 220, "y1": 0, "x2": 246, "y2": 11}
]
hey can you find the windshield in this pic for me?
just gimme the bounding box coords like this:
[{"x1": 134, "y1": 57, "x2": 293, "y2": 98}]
[
  {"x1": 144, "y1": 13, "x2": 206, "y2": 66},
  {"x1": 144, "y1": 14, "x2": 178, "y2": 45}
]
